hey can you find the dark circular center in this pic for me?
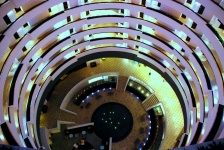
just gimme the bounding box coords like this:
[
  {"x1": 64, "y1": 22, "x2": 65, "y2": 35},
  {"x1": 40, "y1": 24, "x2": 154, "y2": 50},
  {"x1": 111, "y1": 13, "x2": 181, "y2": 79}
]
[{"x1": 91, "y1": 102, "x2": 133, "y2": 142}]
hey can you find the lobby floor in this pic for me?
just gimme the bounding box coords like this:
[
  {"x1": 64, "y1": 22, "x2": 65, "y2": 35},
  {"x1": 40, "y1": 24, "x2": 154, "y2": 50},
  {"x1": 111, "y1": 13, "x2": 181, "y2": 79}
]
[
  {"x1": 40, "y1": 58, "x2": 184, "y2": 150},
  {"x1": 66, "y1": 88, "x2": 149, "y2": 150}
]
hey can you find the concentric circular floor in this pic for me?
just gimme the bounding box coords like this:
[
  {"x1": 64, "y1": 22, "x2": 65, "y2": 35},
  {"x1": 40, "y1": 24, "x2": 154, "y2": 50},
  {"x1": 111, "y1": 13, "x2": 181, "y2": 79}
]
[{"x1": 91, "y1": 102, "x2": 133, "y2": 142}]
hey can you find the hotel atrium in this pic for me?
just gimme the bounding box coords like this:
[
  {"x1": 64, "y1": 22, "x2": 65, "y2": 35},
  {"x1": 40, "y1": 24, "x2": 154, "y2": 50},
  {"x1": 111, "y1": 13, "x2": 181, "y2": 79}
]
[{"x1": 0, "y1": 0, "x2": 224, "y2": 150}]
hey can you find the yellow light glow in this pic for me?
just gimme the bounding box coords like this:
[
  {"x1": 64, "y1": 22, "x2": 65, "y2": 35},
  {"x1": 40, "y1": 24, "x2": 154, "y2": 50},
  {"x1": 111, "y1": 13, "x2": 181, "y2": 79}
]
[
  {"x1": 88, "y1": 32, "x2": 121, "y2": 40},
  {"x1": 14, "y1": 111, "x2": 19, "y2": 128},
  {"x1": 33, "y1": 48, "x2": 43, "y2": 61},
  {"x1": 29, "y1": 124, "x2": 35, "y2": 138}
]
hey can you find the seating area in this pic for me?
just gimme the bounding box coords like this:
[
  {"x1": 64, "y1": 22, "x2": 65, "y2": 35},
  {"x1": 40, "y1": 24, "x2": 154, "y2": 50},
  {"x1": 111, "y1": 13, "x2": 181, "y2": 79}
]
[
  {"x1": 126, "y1": 78, "x2": 153, "y2": 101},
  {"x1": 48, "y1": 124, "x2": 98, "y2": 150},
  {"x1": 73, "y1": 78, "x2": 117, "y2": 106},
  {"x1": 65, "y1": 126, "x2": 93, "y2": 137},
  {"x1": 65, "y1": 126, "x2": 95, "y2": 150},
  {"x1": 79, "y1": 101, "x2": 92, "y2": 109}
]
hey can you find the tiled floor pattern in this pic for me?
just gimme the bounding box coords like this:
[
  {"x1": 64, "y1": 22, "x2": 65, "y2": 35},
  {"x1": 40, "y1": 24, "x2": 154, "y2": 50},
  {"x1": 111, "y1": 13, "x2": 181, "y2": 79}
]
[{"x1": 40, "y1": 58, "x2": 184, "y2": 150}]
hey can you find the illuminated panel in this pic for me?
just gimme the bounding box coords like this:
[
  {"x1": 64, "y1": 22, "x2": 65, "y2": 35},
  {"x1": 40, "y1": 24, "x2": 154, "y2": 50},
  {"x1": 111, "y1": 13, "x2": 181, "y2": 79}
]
[
  {"x1": 53, "y1": 19, "x2": 67, "y2": 29},
  {"x1": 49, "y1": 3, "x2": 65, "y2": 16},
  {"x1": 88, "y1": 76, "x2": 103, "y2": 84},
  {"x1": 57, "y1": 30, "x2": 70, "y2": 40},
  {"x1": 64, "y1": 51, "x2": 76, "y2": 59}
]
